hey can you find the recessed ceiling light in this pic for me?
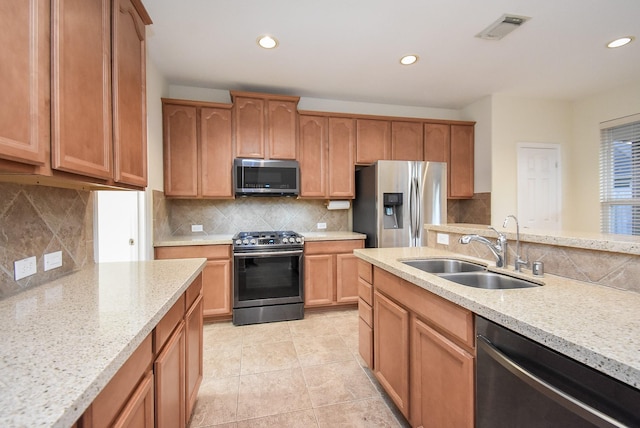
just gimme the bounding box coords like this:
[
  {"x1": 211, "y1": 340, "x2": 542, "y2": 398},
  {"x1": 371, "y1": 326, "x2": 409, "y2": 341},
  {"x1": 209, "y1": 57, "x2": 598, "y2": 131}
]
[
  {"x1": 607, "y1": 36, "x2": 634, "y2": 48},
  {"x1": 400, "y1": 55, "x2": 418, "y2": 65},
  {"x1": 257, "y1": 35, "x2": 278, "y2": 49}
]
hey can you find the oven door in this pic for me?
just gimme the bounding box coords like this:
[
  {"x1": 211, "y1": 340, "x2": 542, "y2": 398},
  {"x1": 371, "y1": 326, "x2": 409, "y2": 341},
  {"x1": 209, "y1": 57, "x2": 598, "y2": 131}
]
[{"x1": 233, "y1": 249, "x2": 303, "y2": 308}]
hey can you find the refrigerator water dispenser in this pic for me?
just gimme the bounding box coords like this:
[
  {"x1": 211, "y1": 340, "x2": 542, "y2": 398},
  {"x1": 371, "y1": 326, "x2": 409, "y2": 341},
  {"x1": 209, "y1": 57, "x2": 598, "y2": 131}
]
[{"x1": 383, "y1": 193, "x2": 403, "y2": 229}]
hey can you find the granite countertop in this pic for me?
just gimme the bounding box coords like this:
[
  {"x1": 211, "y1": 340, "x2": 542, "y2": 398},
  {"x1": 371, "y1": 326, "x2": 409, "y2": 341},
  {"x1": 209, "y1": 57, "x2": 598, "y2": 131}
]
[
  {"x1": 154, "y1": 231, "x2": 365, "y2": 247},
  {"x1": 429, "y1": 223, "x2": 640, "y2": 255},
  {"x1": 0, "y1": 258, "x2": 206, "y2": 428},
  {"x1": 354, "y1": 246, "x2": 640, "y2": 389}
]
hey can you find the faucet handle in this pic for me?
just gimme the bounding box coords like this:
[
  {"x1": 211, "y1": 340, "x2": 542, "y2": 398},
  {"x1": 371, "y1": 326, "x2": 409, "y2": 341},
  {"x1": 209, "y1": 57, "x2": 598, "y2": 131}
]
[{"x1": 488, "y1": 226, "x2": 506, "y2": 241}]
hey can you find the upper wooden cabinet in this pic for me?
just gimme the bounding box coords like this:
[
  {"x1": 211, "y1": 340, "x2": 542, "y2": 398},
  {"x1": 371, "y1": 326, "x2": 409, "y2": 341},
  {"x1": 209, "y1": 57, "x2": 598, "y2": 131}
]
[
  {"x1": 299, "y1": 114, "x2": 355, "y2": 198},
  {"x1": 231, "y1": 91, "x2": 299, "y2": 160},
  {"x1": 0, "y1": 0, "x2": 151, "y2": 190},
  {"x1": 356, "y1": 119, "x2": 391, "y2": 164},
  {"x1": 425, "y1": 122, "x2": 475, "y2": 199},
  {"x1": 392, "y1": 121, "x2": 423, "y2": 161},
  {"x1": 162, "y1": 99, "x2": 233, "y2": 198},
  {"x1": 0, "y1": 0, "x2": 49, "y2": 166}
]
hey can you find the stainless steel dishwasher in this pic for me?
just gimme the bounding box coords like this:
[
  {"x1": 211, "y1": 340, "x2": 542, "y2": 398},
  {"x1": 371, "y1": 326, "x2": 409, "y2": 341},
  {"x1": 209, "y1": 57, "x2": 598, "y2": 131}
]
[{"x1": 476, "y1": 316, "x2": 640, "y2": 428}]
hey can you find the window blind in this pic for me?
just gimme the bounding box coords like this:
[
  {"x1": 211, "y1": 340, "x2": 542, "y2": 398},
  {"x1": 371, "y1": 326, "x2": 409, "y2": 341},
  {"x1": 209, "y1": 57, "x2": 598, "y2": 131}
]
[{"x1": 600, "y1": 116, "x2": 640, "y2": 235}]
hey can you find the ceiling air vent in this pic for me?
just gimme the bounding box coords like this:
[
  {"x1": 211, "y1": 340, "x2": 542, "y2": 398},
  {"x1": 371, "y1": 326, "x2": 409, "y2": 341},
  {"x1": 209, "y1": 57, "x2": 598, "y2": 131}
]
[{"x1": 476, "y1": 14, "x2": 531, "y2": 40}]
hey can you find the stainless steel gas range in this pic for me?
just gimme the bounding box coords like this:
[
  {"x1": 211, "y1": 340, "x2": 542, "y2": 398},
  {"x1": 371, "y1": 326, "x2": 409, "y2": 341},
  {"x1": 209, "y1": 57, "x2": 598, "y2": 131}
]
[{"x1": 232, "y1": 231, "x2": 305, "y2": 325}]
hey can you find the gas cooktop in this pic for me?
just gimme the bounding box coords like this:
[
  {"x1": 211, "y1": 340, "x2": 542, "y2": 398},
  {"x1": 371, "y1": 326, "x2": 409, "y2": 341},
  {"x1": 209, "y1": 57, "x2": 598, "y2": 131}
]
[{"x1": 232, "y1": 230, "x2": 304, "y2": 251}]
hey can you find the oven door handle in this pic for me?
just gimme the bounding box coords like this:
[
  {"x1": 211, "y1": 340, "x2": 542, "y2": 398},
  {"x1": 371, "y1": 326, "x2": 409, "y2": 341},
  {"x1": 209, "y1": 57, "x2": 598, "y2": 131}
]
[
  {"x1": 234, "y1": 250, "x2": 303, "y2": 258},
  {"x1": 477, "y1": 335, "x2": 626, "y2": 428}
]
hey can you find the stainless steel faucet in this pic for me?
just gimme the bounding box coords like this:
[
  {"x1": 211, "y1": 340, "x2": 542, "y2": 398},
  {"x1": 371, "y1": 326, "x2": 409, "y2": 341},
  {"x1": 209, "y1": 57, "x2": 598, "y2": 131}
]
[
  {"x1": 503, "y1": 215, "x2": 528, "y2": 272},
  {"x1": 459, "y1": 226, "x2": 508, "y2": 268}
]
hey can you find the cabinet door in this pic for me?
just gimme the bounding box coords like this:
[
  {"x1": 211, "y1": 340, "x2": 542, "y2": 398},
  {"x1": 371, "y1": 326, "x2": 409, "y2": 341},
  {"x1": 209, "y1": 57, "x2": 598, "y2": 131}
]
[
  {"x1": 163, "y1": 104, "x2": 198, "y2": 197},
  {"x1": 0, "y1": 0, "x2": 49, "y2": 166},
  {"x1": 185, "y1": 294, "x2": 203, "y2": 420},
  {"x1": 201, "y1": 107, "x2": 233, "y2": 197},
  {"x1": 424, "y1": 123, "x2": 449, "y2": 163},
  {"x1": 112, "y1": 371, "x2": 154, "y2": 428},
  {"x1": 299, "y1": 115, "x2": 328, "y2": 197},
  {"x1": 356, "y1": 119, "x2": 391, "y2": 164},
  {"x1": 450, "y1": 124, "x2": 474, "y2": 199},
  {"x1": 336, "y1": 253, "x2": 359, "y2": 303},
  {"x1": 112, "y1": 0, "x2": 148, "y2": 187},
  {"x1": 155, "y1": 322, "x2": 186, "y2": 428},
  {"x1": 304, "y1": 254, "x2": 334, "y2": 306},
  {"x1": 202, "y1": 259, "x2": 232, "y2": 317},
  {"x1": 52, "y1": 0, "x2": 113, "y2": 179},
  {"x1": 234, "y1": 97, "x2": 265, "y2": 158},
  {"x1": 328, "y1": 117, "x2": 355, "y2": 198},
  {"x1": 410, "y1": 317, "x2": 474, "y2": 428},
  {"x1": 358, "y1": 316, "x2": 373, "y2": 368},
  {"x1": 392, "y1": 121, "x2": 423, "y2": 161},
  {"x1": 268, "y1": 99, "x2": 297, "y2": 159},
  {"x1": 373, "y1": 291, "x2": 410, "y2": 417}
]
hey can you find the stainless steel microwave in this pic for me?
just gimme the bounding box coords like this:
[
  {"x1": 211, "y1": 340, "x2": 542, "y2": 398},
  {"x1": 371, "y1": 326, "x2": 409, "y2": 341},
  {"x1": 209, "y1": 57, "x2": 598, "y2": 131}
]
[{"x1": 233, "y1": 158, "x2": 300, "y2": 196}]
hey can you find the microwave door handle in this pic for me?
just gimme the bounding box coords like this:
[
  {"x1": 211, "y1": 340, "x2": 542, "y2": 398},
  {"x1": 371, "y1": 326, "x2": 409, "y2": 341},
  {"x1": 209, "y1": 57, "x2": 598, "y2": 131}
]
[{"x1": 477, "y1": 336, "x2": 626, "y2": 428}]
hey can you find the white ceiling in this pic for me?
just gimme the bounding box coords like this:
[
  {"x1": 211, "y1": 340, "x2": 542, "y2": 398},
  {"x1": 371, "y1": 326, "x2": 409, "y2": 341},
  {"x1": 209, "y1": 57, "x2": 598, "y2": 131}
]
[{"x1": 144, "y1": 0, "x2": 640, "y2": 109}]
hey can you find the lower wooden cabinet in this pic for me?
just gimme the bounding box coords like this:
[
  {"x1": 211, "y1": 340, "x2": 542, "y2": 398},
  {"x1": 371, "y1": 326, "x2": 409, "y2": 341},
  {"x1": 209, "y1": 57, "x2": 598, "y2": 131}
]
[
  {"x1": 185, "y1": 293, "x2": 204, "y2": 417},
  {"x1": 112, "y1": 371, "x2": 154, "y2": 428},
  {"x1": 155, "y1": 245, "x2": 232, "y2": 320},
  {"x1": 155, "y1": 322, "x2": 186, "y2": 428},
  {"x1": 357, "y1": 260, "x2": 374, "y2": 367},
  {"x1": 304, "y1": 240, "x2": 363, "y2": 307},
  {"x1": 370, "y1": 266, "x2": 475, "y2": 427}
]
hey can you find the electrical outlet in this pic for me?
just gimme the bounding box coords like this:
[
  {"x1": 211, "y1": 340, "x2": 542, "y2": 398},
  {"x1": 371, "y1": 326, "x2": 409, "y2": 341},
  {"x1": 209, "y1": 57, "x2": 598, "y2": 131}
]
[
  {"x1": 44, "y1": 251, "x2": 63, "y2": 271},
  {"x1": 436, "y1": 233, "x2": 450, "y2": 245},
  {"x1": 317, "y1": 222, "x2": 327, "y2": 230},
  {"x1": 191, "y1": 224, "x2": 204, "y2": 232},
  {"x1": 14, "y1": 256, "x2": 37, "y2": 280}
]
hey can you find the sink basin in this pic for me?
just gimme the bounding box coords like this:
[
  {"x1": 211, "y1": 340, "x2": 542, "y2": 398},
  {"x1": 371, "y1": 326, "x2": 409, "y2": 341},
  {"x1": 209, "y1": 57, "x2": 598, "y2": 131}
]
[
  {"x1": 438, "y1": 271, "x2": 541, "y2": 290},
  {"x1": 402, "y1": 258, "x2": 486, "y2": 274}
]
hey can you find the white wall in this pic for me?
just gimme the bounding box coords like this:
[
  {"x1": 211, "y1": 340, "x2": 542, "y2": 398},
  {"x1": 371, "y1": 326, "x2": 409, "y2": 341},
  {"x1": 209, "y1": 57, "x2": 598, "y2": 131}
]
[
  {"x1": 490, "y1": 95, "x2": 572, "y2": 227},
  {"x1": 568, "y1": 80, "x2": 640, "y2": 233}
]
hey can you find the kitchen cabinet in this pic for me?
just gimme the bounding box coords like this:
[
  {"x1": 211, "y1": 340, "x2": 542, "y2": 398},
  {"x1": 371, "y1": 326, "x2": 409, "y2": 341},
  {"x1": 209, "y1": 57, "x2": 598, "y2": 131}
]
[
  {"x1": 155, "y1": 245, "x2": 232, "y2": 320},
  {"x1": 424, "y1": 122, "x2": 475, "y2": 199},
  {"x1": 372, "y1": 265, "x2": 475, "y2": 427},
  {"x1": 162, "y1": 99, "x2": 233, "y2": 198},
  {"x1": 357, "y1": 260, "x2": 373, "y2": 367},
  {"x1": 0, "y1": 0, "x2": 49, "y2": 167},
  {"x1": 356, "y1": 119, "x2": 391, "y2": 164},
  {"x1": 303, "y1": 240, "x2": 363, "y2": 307},
  {"x1": 0, "y1": 0, "x2": 151, "y2": 190},
  {"x1": 185, "y1": 279, "x2": 204, "y2": 418},
  {"x1": 155, "y1": 321, "x2": 186, "y2": 428},
  {"x1": 298, "y1": 115, "x2": 355, "y2": 198},
  {"x1": 231, "y1": 91, "x2": 299, "y2": 160},
  {"x1": 391, "y1": 121, "x2": 423, "y2": 161}
]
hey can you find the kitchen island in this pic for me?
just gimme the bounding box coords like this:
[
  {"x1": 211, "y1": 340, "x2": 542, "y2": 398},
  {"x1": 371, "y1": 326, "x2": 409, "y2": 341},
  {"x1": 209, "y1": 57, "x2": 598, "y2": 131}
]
[
  {"x1": 354, "y1": 246, "x2": 640, "y2": 389},
  {"x1": 0, "y1": 258, "x2": 206, "y2": 427}
]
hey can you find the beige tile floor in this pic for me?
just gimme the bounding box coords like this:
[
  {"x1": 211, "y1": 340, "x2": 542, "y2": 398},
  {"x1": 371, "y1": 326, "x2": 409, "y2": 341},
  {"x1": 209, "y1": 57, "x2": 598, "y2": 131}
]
[{"x1": 188, "y1": 307, "x2": 410, "y2": 428}]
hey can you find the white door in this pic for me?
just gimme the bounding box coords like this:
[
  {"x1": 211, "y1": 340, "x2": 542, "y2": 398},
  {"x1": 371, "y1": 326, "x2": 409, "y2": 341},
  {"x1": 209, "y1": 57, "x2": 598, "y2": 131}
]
[
  {"x1": 95, "y1": 191, "x2": 140, "y2": 262},
  {"x1": 517, "y1": 143, "x2": 561, "y2": 230}
]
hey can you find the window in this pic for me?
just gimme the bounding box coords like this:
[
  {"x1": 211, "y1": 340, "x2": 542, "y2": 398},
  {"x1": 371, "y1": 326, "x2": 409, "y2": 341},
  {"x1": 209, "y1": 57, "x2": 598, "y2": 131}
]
[{"x1": 600, "y1": 115, "x2": 640, "y2": 235}]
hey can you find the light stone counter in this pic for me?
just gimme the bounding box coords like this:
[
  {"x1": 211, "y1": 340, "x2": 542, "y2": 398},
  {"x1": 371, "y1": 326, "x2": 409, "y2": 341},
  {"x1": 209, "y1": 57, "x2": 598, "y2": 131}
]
[
  {"x1": 0, "y1": 258, "x2": 206, "y2": 428},
  {"x1": 154, "y1": 234, "x2": 234, "y2": 247},
  {"x1": 354, "y1": 246, "x2": 640, "y2": 389},
  {"x1": 429, "y1": 223, "x2": 640, "y2": 255},
  {"x1": 301, "y1": 231, "x2": 366, "y2": 241}
]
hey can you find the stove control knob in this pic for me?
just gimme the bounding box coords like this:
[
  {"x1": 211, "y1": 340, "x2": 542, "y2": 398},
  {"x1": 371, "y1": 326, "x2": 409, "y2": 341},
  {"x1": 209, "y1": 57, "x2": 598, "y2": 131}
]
[
  {"x1": 296, "y1": 237, "x2": 302, "y2": 243},
  {"x1": 235, "y1": 239, "x2": 242, "y2": 245},
  {"x1": 250, "y1": 239, "x2": 257, "y2": 245},
  {"x1": 283, "y1": 238, "x2": 289, "y2": 243},
  {"x1": 242, "y1": 239, "x2": 249, "y2": 245}
]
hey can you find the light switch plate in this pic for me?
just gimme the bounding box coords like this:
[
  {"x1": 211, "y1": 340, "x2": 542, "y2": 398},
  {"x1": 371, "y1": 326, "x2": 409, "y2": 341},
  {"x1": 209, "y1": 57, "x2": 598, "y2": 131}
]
[
  {"x1": 191, "y1": 224, "x2": 204, "y2": 232},
  {"x1": 14, "y1": 256, "x2": 37, "y2": 280},
  {"x1": 436, "y1": 233, "x2": 450, "y2": 245},
  {"x1": 44, "y1": 251, "x2": 63, "y2": 271},
  {"x1": 317, "y1": 222, "x2": 327, "y2": 230}
]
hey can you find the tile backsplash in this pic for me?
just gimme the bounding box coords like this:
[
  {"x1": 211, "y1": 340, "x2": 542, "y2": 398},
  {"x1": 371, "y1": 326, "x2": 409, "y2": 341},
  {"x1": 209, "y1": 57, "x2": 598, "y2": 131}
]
[
  {"x1": 0, "y1": 183, "x2": 93, "y2": 298},
  {"x1": 154, "y1": 191, "x2": 349, "y2": 239}
]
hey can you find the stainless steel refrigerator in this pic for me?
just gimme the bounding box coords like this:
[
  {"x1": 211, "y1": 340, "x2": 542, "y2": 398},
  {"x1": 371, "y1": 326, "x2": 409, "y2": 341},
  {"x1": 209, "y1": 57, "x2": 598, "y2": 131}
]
[{"x1": 353, "y1": 160, "x2": 447, "y2": 248}]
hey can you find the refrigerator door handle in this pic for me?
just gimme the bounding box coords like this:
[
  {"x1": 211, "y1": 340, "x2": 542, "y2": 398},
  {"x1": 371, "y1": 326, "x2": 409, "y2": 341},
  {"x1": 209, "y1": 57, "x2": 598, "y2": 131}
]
[
  {"x1": 410, "y1": 176, "x2": 419, "y2": 245},
  {"x1": 415, "y1": 176, "x2": 422, "y2": 244}
]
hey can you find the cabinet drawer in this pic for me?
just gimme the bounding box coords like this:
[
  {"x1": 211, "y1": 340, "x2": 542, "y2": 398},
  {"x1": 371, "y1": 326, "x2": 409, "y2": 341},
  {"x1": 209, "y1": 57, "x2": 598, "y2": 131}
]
[
  {"x1": 155, "y1": 244, "x2": 231, "y2": 260},
  {"x1": 357, "y1": 259, "x2": 373, "y2": 283},
  {"x1": 358, "y1": 298, "x2": 372, "y2": 327},
  {"x1": 304, "y1": 239, "x2": 364, "y2": 255},
  {"x1": 87, "y1": 334, "x2": 153, "y2": 428},
  {"x1": 358, "y1": 277, "x2": 373, "y2": 306},
  {"x1": 358, "y1": 317, "x2": 373, "y2": 368},
  {"x1": 154, "y1": 295, "x2": 185, "y2": 353},
  {"x1": 374, "y1": 266, "x2": 474, "y2": 349},
  {"x1": 185, "y1": 274, "x2": 203, "y2": 309}
]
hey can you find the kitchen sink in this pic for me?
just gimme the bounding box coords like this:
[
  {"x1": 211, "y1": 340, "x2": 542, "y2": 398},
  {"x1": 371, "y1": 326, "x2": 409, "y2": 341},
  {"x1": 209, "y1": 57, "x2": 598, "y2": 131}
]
[
  {"x1": 438, "y1": 271, "x2": 541, "y2": 290},
  {"x1": 402, "y1": 258, "x2": 486, "y2": 274}
]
